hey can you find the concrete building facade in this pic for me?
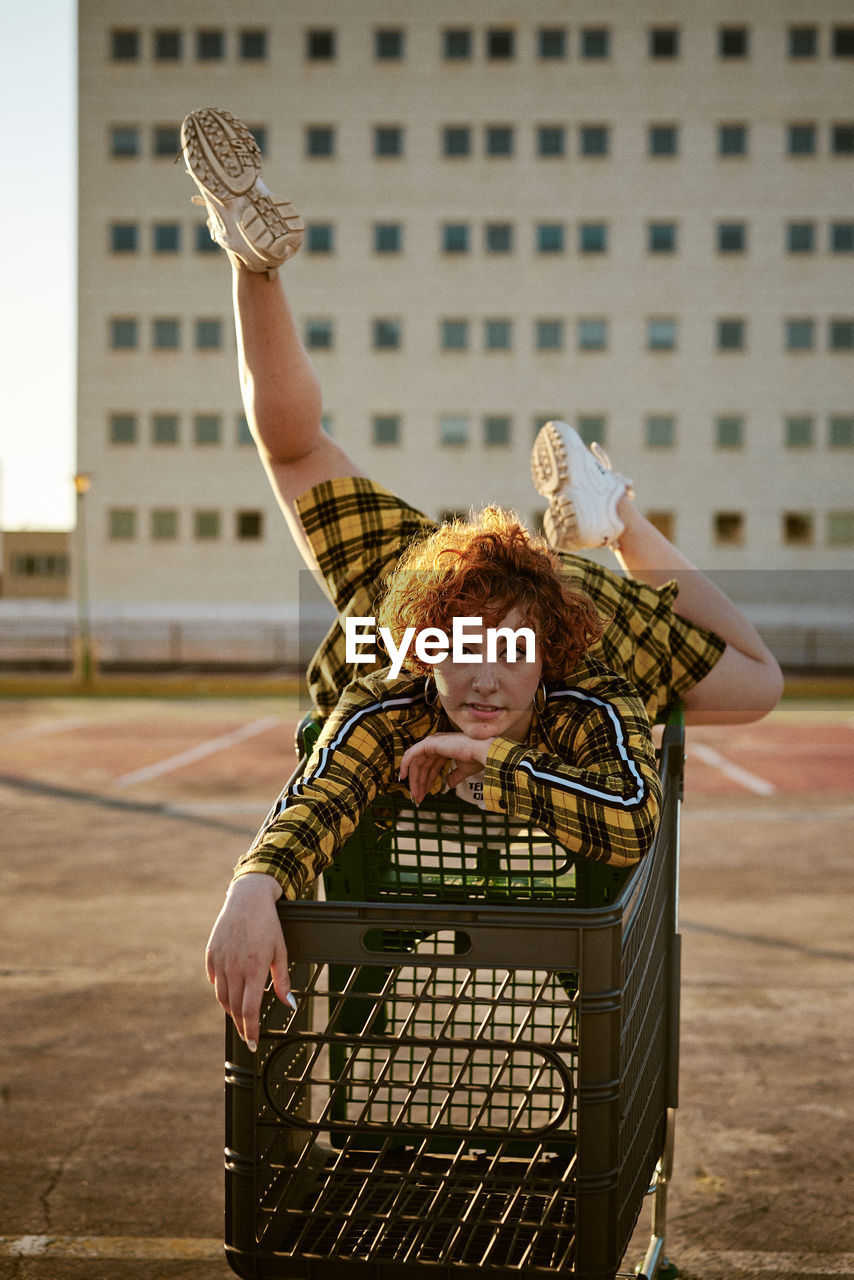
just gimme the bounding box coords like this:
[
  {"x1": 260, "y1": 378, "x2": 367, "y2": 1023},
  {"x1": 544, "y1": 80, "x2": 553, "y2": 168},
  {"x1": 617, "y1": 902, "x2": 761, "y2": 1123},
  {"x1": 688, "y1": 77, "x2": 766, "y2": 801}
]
[{"x1": 78, "y1": 0, "x2": 854, "y2": 610}]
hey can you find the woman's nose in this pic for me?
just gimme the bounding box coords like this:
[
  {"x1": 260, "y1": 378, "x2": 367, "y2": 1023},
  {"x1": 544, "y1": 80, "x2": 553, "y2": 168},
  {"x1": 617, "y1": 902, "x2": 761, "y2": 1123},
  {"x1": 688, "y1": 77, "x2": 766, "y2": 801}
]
[{"x1": 471, "y1": 661, "x2": 498, "y2": 692}]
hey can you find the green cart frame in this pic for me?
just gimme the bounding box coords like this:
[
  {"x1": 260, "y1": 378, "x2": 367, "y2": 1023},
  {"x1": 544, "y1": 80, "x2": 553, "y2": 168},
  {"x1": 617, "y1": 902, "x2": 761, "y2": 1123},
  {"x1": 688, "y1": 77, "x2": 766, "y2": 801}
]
[{"x1": 223, "y1": 710, "x2": 685, "y2": 1280}]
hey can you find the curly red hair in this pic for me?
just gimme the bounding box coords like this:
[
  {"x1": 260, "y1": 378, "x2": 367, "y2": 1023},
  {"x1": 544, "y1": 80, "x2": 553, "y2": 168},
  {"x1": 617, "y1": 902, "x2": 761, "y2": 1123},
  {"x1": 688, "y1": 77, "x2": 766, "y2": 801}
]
[{"x1": 376, "y1": 506, "x2": 604, "y2": 680}]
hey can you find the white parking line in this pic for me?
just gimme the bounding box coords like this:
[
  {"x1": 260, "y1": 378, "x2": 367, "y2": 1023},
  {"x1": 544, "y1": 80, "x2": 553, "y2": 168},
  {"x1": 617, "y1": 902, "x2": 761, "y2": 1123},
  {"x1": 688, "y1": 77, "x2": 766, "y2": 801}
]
[
  {"x1": 1, "y1": 1239, "x2": 853, "y2": 1273},
  {"x1": 112, "y1": 716, "x2": 280, "y2": 788},
  {"x1": 688, "y1": 741, "x2": 777, "y2": 796}
]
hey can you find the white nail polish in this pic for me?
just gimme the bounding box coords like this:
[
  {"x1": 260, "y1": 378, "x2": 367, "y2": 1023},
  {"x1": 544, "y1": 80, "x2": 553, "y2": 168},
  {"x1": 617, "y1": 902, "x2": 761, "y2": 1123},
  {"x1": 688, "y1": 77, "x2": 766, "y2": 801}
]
[
  {"x1": 286, "y1": 992, "x2": 298, "y2": 1011},
  {"x1": 246, "y1": 1039, "x2": 257, "y2": 1053}
]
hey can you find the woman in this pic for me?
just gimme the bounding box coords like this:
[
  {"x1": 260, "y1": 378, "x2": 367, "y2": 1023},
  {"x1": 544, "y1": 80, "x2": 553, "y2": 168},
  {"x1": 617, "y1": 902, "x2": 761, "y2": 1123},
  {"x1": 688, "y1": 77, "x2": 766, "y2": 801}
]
[{"x1": 208, "y1": 506, "x2": 660, "y2": 1051}]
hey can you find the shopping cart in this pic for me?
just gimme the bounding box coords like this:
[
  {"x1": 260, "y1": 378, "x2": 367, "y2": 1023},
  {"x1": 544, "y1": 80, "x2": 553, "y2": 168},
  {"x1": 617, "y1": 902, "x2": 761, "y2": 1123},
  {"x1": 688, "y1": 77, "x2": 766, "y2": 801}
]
[{"x1": 223, "y1": 709, "x2": 685, "y2": 1280}]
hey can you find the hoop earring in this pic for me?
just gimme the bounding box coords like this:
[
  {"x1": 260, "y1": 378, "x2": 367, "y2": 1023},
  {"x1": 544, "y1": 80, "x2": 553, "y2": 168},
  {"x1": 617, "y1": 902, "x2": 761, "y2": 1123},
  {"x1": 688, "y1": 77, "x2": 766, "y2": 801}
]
[{"x1": 424, "y1": 673, "x2": 439, "y2": 706}]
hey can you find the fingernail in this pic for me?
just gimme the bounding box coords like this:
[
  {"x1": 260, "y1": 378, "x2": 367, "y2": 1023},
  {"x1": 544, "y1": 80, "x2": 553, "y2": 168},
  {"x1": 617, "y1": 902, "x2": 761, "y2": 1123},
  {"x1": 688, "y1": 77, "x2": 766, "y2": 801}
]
[
  {"x1": 246, "y1": 1039, "x2": 257, "y2": 1053},
  {"x1": 286, "y1": 992, "x2": 298, "y2": 1011}
]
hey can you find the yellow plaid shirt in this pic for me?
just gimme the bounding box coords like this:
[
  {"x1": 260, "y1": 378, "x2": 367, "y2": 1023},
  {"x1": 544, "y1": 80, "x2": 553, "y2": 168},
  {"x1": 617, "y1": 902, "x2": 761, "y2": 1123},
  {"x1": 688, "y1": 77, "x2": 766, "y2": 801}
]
[{"x1": 235, "y1": 656, "x2": 662, "y2": 899}]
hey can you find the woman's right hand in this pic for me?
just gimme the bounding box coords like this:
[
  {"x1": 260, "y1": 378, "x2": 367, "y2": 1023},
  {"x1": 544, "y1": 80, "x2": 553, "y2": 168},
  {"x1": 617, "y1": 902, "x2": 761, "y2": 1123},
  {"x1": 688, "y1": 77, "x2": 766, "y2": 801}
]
[{"x1": 205, "y1": 873, "x2": 290, "y2": 1051}]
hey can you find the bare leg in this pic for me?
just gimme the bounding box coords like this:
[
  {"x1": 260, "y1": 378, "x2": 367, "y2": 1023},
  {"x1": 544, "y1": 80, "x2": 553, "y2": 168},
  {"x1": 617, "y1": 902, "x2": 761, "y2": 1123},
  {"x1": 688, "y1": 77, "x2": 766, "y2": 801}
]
[
  {"x1": 230, "y1": 259, "x2": 367, "y2": 577},
  {"x1": 613, "y1": 497, "x2": 783, "y2": 724}
]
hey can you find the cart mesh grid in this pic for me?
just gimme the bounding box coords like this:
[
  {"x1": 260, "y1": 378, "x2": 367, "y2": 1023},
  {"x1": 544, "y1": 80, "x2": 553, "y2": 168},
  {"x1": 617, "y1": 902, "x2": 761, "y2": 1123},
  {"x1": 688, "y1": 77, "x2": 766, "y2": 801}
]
[{"x1": 225, "y1": 721, "x2": 683, "y2": 1279}]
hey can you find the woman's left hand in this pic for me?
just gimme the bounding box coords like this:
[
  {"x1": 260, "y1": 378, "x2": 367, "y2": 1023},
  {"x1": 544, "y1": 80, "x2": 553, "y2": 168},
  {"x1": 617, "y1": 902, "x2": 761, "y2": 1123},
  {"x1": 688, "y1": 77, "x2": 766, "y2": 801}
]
[{"x1": 399, "y1": 732, "x2": 493, "y2": 805}]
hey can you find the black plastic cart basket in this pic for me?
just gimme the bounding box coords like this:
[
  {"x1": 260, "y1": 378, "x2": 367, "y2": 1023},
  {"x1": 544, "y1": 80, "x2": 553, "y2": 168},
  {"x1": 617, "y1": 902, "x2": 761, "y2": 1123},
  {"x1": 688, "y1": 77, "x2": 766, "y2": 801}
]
[{"x1": 223, "y1": 710, "x2": 684, "y2": 1280}]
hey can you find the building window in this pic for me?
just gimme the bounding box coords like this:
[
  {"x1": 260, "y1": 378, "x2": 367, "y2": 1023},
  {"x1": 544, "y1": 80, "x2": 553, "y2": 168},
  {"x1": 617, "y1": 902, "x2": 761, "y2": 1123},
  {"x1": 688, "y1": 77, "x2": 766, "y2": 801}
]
[
  {"x1": 193, "y1": 414, "x2": 222, "y2": 445},
  {"x1": 110, "y1": 317, "x2": 138, "y2": 349},
  {"x1": 649, "y1": 28, "x2": 679, "y2": 58},
  {"x1": 782, "y1": 513, "x2": 812, "y2": 546},
  {"x1": 240, "y1": 30, "x2": 268, "y2": 60},
  {"x1": 195, "y1": 223, "x2": 219, "y2": 254},
  {"x1": 151, "y1": 510, "x2": 179, "y2": 541},
  {"x1": 485, "y1": 126, "x2": 514, "y2": 157},
  {"x1": 785, "y1": 416, "x2": 813, "y2": 448},
  {"x1": 715, "y1": 415, "x2": 744, "y2": 448},
  {"x1": 372, "y1": 415, "x2": 401, "y2": 445},
  {"x1": 788, "y1": 123, "x2": 817, "y2": 156},
  {"x1": 109, "y1": 413, "x2": 137, "y2": 444},
  {"x1": 373, "y1": 319, "x2": 402, "y2": 350},
  {"x1": 483, "y1": 416, "x2": 512, "y2": 446},
  {"x1": 236, "y1": 510, "x2": 263, "y2": 540},
  {"x1": 152, "y1": 413, "x2": 179, "y2": 445},
  {"x1": 714, "y1": 512, "x2": 744, "y2": 546},
  {"x1": 305, "y1": 319, "x2": 334, "y2": 350},
  {"x1": 536, "y1": 320, "x2": 564, "y2": 351},
  {"x1": 580, "y1": 28, "x2": 610, "y2": 59},
  {"x1": 831, "y1": 222, "x2": 854, "y2": 252},
  {"x1": 717, "y1": 222, "x2": 747, "y2": 253},
  {"x1": 443, "y1": 126, "x2": 471, "y2": 157},
  {"x1": 538, "y1": 29, "x2": 566, "y2": 59},
  {"x1": 150, "y1": 318, "x2": 179, "y2": 350},
  {"x1": 374, "y1": 223, "x2": 402, "y2": 253},
  {"x1": 487, "y1": 29, "x2": 515, "y2": 59},
  {"x1": 441, "y1": 319, "x2": 469, "y2": 351},
  {"x1": 247, "y1": 125, "x2": 267, "y2": 155},
  {"x1": 375, "y1": 29, "x2": 404, "y2": 59},
  {"x1": 153, "y1": 126, "x2": 180, "y2": 157},
  {"x1": 306, "y1": 126, "x2": 335, "y2": 157},
  {"x1": 537, "y1": 126, "x2": 566, "y2": 157},
  {"x1": 648, "y1": 222, "x2": 677, "y2": 253},
  {"x1": 649, "y1": 124, "x2": 679, "y2": 156},
  {"x1": 109, "y1": 509, "x2": 137, "y2": 540},
  {"x1": 829, "y1": 416, "x2": 854, "y2": 447},
  {"x1": 110, "y1": 126, "x2": 139, "y2": 158},
  {"x1": 194, "y1": 510, "x2": 221, "y2": 540},
  {"x1": 719, "y1": 27, "x2": 749, "y2": 58},
  {"x1": 787, "y1": 222, "x2": 815, "y2": 253},
  {"x1": 647, "y1": 319, "x2": 677, "y2": 351},
  {"x1": 788, "y1": 26, "x2": 818, "y2": 58},
  {"x1": 236, "y1": 414, "x2": 253, "y2": 446},
  {"x1": 196, "y1": 29, "x2": 225, "y2": 60},
  {"x1": 717, "y1": 319, "x2": 746, "y2": 351},
  {"x1": 829, "y1": 319, "x2": 854, "y2": 350},
  {"x1": 577, "y1": 415, "x2": 606, "y2": 446},
  {"x1": 833, "y1": 27, "x2": 854, "y2": 57},
  {"x1": 194, "y1": 318, "x2": 223, "y2": 350},
  {"x1": 374, "y1": 126, "x2": 403, "y2": 157},
  {"x1": 442, "y1": 223, "x2": 470, "y2": 253},
  {"x1": 537, "y1": 224, "x2": 564, "y2": 254},
  {"x1": 440, "y1": 415, "x2": 470, "y2": 446},
  {"x1": 826, "y1": 512, "x2": 854, "y2": 546},
  {"x1": 154, "y1": 29, "x2": 183, "y2": 60},
  {"x1": 485, "y1": 223, "x2": 513, "y2": 253},
  {"x1": 645, "y1": 415, "x2": 676, "y2": 448},
  {"x1": 579, "y1": 223, "x2": 608, "y2": 253},
  {"x1": 443, "y1": 29, "x2": 472, "y2": 60},
  {"x1": 718, "y1": 124, "x2": 748, "y2": 155},
  {"x1": 306, "y1": 223, "x2": 335, "y2": 254},
  {"x1": 579, "y1": 125, "x2": 609, "y2": 156},
  {"x1": 306, "y1": 29, "x2": 335, "y2": 59},
  {"x1": 11, "y1": 554, "x2": 69, "y2": 580},
  {"x1": 578, "y1": 319, "x2": 608, "y2": 350},
  {"x1": 646, "y1": 511, "x2": 675, "y2": 541},
  {"x1": 111, "y1": 30, "x2": 139, "y2": 60},
  {"x1": 785, "y1": 318, "x2": 815, "y2": 351},
  {"x1": 484, "y1": 319, "x2": 512, "y2": 351},
  {"x1": 153, "y1": 223, "x2": 181, "y2": 253},
  {"x1": 110, "y1": 223, "x2": 138, "y2": 253},
  {"x1": 831, "y1": 124, "x2": 854, "y2": 154}
]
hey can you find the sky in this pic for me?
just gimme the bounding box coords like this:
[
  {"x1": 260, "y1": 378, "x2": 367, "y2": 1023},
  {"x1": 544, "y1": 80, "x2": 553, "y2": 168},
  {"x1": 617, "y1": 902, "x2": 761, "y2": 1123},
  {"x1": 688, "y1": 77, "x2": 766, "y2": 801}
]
[{"x1": 0, "y1": 1, "x2": 76, "y2": 530}]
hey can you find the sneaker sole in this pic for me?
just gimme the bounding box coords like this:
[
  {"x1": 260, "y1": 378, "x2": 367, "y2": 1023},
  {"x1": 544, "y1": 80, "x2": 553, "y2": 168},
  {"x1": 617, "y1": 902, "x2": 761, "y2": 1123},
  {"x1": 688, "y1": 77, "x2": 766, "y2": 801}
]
[
  {"x1": 181, "y1": 107, "x2": 303, "y2": 267},
  {"x1": 543, "y1": 495, "x2": 583, "y2": 550},
  {"x1": 531, "y1": 421, "x2": 572, "y2": 496}
]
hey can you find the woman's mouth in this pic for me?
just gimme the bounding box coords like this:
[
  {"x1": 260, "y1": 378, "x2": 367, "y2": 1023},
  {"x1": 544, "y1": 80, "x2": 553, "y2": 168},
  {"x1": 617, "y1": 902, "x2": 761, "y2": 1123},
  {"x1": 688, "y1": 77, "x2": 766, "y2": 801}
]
[{"x1": 466, "y1": 703, "x2": 503, "y2": 716}]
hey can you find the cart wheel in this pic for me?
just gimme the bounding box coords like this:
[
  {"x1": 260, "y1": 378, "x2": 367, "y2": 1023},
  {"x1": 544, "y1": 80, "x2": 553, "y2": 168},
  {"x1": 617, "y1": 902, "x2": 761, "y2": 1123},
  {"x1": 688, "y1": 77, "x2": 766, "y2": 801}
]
[{"x1": 656, "y1": 1263, "x2": 679, "y2": 1280}]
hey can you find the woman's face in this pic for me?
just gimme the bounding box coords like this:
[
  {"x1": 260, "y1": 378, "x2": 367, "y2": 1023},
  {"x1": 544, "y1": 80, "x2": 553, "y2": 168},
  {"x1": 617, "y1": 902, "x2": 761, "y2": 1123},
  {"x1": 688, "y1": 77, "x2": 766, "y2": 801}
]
[{"x1": 432, "y1": 604, "x2": 543, "y2": 742}]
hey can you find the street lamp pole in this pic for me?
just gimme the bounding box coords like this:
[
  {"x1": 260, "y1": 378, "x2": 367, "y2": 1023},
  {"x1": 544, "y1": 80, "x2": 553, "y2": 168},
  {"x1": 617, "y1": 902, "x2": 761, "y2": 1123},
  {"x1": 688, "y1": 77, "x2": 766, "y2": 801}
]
[{"x1": 73, "y1": 473, "x2": 93, "y2": 684}]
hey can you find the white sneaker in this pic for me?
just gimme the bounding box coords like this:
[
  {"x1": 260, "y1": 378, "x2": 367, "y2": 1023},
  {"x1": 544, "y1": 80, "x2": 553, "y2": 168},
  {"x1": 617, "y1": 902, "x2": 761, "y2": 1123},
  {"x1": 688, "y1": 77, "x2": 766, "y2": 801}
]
[
  {"x1": 531, "y1": 421, "x2": 633, "y2": 550},
  {"x1": 180, "y1": 107, "x2": 303, "y2": 272}
]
